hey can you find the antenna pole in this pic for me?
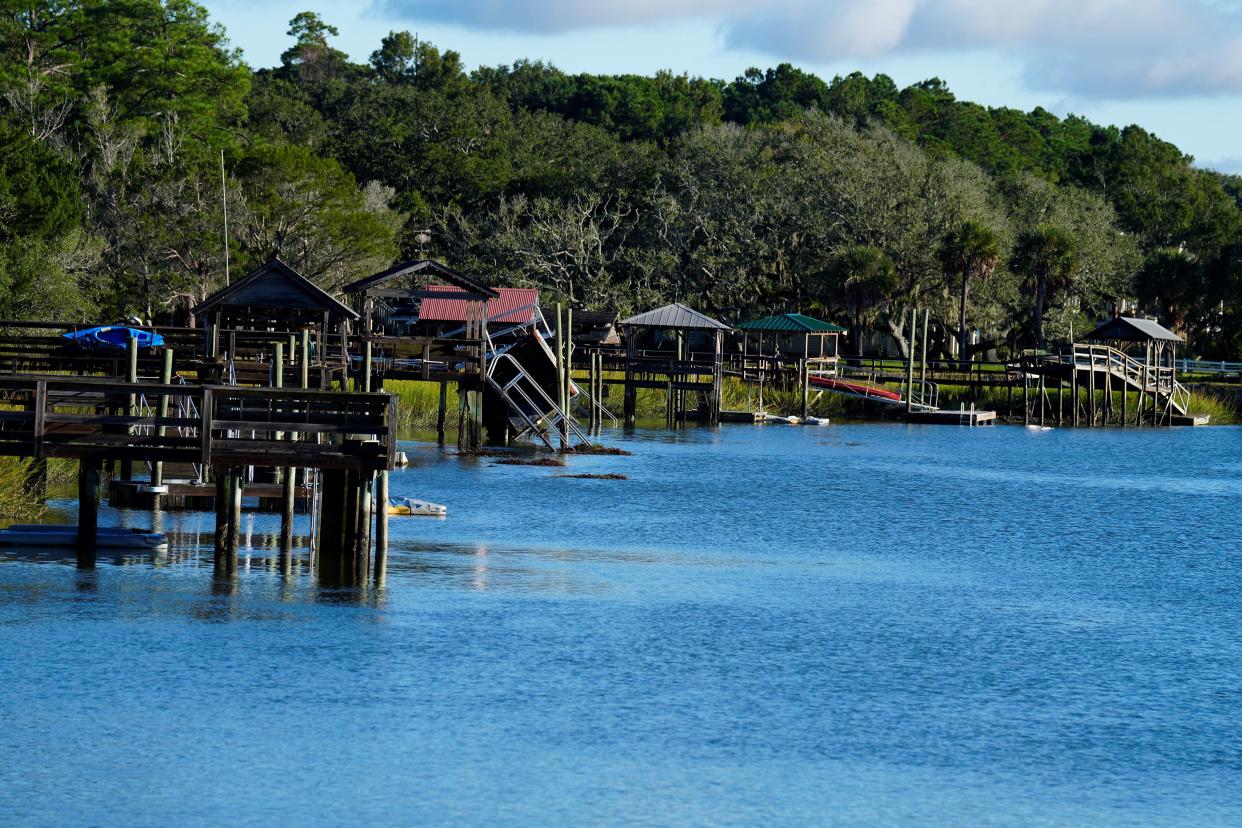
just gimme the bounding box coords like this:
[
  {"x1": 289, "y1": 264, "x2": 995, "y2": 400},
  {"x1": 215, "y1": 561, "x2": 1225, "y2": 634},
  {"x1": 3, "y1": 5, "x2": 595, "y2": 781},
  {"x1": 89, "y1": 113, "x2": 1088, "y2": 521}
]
[{"x1": 221, "y1": 149, "x2": 230, "y2": 285}]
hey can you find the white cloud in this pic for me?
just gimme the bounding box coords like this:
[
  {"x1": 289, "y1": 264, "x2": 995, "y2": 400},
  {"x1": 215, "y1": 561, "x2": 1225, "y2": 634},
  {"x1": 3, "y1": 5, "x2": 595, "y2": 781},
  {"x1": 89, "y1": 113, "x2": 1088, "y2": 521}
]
[{"x1": 372, "y1": 0, "x2": 1242, "y2": 97}]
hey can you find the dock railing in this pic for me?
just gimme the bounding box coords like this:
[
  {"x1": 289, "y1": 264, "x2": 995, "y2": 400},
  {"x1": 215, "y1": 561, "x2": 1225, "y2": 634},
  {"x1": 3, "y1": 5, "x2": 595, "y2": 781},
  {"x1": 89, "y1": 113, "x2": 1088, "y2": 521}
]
[{"x1": 0, "y1": 377, "x2": 396, "y2": 471}]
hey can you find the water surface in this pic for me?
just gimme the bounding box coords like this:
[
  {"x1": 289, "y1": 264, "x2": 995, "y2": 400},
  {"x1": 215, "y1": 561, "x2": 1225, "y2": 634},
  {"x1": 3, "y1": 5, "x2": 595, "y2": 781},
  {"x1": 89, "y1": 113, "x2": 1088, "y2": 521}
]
[{"x1": 2, "y1": 424, "x2": 1240, "y2": 825}]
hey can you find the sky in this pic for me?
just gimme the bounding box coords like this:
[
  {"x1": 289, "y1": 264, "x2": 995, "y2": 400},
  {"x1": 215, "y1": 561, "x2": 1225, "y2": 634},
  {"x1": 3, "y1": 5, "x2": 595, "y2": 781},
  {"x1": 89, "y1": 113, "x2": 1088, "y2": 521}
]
[{"x1": 201, "y1": 0, "x2": 1242, "y2": 174}]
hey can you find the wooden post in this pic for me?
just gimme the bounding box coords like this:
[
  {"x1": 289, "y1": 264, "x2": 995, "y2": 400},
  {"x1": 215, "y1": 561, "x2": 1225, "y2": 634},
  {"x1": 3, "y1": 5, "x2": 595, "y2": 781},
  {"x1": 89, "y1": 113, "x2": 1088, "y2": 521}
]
[
  {"x1": 300, "y1": 329, "x2": 310, "y2": 391},
  {"x1": 905, "y1": 308, "x2": 917, "y2": 413},
  {"x1": 1087, "y1": 346, "x2": 1097, "y2": 426},
  {"x1": 1071, "y1": 358, "x2": 1079, "y2": 426},
  {"x1": 24, "y1": 381, "x2": 48, "y2": 500},
  {"x1": 1121, "y1": 367, "x2": 1129, "y2": 427},
  {"x1": 374, "y1": 470, "x2": 389, "y2": 585},
  {"x1": 1039, "y1": 374, "x2": 1046, "y2": 426},
  {"x1": 342, "y1": 469, "x2": 361, "y2": 581},
  {"x1": 76, "y1": 458, "x2": 101, "y2": 569},
  {"x1": 920, "y1": 309, "x2": 929, "y2": 394},
  {"x1": 317, "y1": 468, "x2": 348, "y2": 585},
  {"x1": 152, "y1": 348, "x2": 173, "y2": 498},
  {"x1": 280, "y1": 465, "x2": 295, "y2": 574},
  {"x1": 227, "y1": 469, "x2": 242, "y2": 574},
  {"x1": 121, "y1": 335, "x2": 138, "y2": 481},
  {"x1": 1023, "y1": 367, "x2": 1030, "y2": 426},
  {"x1": 566, "y1": 306, "x2": 574, "y2": 436},
  {"x1": 436, "y1": 381, "x2": 448, "y2": 443},
  {"x1": 555, "y1": 303, "x2": 566, "y2": 447},
  {"x1": 356, "y1": 471, "x2": 373, "y2": 579},
  {"x1": 213, "y1": 469, "x2": 227, "y2": 572},
  {"x1": 801, "y1": 332, "x2": 809, "y2": 420},
  {"x1": 363, "y1": 340, "x2": 373, "y2": 394}
]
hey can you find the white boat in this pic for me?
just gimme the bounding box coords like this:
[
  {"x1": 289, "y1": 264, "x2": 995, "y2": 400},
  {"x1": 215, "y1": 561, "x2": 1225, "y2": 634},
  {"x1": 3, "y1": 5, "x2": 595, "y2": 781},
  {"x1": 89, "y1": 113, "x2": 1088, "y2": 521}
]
[
  {"x1": 0, "y1": 525, "x2": 169, "y2": 551},
  {"x1": 386, "y1": 497, "x2": 447, "y2": 517},
  {"x1": 804, "y1": 416, "x2": 831, "y2": 425}
]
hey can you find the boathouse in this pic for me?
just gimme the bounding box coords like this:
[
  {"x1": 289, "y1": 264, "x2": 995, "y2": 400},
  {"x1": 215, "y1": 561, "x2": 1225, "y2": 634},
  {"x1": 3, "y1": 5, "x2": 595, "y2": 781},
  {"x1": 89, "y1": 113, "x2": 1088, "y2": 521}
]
[
  {"x1": 342, "y1": 259, "x2": 498, "y2": 338},
  {"x1": 191, "y1": 258, "x2": 359, "y2": 386},
  {"x1": 618, "y1": 303, "x2": 730, "y2": 426}
]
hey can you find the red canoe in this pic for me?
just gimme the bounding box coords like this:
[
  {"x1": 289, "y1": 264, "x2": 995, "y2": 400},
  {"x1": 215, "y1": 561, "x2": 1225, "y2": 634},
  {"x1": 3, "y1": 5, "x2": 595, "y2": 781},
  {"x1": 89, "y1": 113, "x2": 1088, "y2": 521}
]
[{"x1": 808, "y1": 375, "x2": 902, "y2": 402}]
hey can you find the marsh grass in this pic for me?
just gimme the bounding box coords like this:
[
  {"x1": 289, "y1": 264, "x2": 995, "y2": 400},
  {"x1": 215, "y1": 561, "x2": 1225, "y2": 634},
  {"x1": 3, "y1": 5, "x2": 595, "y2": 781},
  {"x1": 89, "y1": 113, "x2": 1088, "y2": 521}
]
[
  {"x1": 1185, "y1": 390, "x2": 1238, "y2": 424},
  {"x1": 0, "y1": 457, "x2": 44, "y2": 520},
  {"x1": 387, "y1": 380, "x2": 459, "y2": 432}
]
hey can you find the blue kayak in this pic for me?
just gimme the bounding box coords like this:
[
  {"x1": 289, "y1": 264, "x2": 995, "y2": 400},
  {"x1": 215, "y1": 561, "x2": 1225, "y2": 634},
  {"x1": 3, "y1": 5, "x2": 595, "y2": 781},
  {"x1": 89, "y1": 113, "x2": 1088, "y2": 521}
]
[{"x1": 62, "y1": 326, "x2": 165, "y2": 350}]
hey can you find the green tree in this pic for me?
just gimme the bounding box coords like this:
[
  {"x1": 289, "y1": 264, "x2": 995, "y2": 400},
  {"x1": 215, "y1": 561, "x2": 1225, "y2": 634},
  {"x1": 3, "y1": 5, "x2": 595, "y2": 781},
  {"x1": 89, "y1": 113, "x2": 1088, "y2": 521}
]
[
  {"x1": 1012, "y1": 225, "x2": 1078, "y2": 348},
  {"x1": 826, "y1": 245, "x2": 899, "y2": 356},
  {"x1": 281, "y1": 11, "x2": 348, "y2": 83},
  {"x1": 941, "y1": 220, "x2": 1001, "y2": 366},
  {"x1": 1136, "y1": 247, "x2": 1200, "y2": 336},
  {"x1": 231, "y1": 142, "x2": 401, "y2": 289}
]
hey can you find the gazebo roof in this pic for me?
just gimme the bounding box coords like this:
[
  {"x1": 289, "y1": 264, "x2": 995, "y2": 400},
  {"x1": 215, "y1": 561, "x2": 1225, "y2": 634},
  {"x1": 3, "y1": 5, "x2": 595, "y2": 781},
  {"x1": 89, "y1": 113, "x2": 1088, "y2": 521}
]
[
  {"x1": 1085, "y1": 316, "x2": 1182, "y2": 343},
  {"x1": 738, "y1": 313, "x2": 846, "y2": 334},
  {"x1": 192, "y1": 258, "x2": 358, "y2": 320},
  {"x1": 342, "y1": 259, "x2": 498, "y2": 298},
  {"x1": 618, "y1": 303, "x2": 730, "y2": 332}
]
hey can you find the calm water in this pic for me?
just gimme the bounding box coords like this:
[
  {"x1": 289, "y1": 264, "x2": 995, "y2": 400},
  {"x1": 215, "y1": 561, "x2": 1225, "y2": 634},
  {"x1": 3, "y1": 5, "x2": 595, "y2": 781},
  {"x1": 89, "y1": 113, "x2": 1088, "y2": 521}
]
[{"x1": 2, "y1": 424, "x2": 1240, "y2": 826}]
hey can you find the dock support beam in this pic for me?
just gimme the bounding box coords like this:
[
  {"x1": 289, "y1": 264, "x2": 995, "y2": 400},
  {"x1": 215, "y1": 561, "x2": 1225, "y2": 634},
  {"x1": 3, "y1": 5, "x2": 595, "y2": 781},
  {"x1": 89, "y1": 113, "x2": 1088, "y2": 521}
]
[
  {"x1": 436, "y1": 381, "x2": 448, "y2": 443},
  {"x1": 317, "y1": 467, "x2": 367, "y2": 587},
  {"x1": 151, "y1": 348, "x2": 173, "y2": 506},
  {"x1": 76, "y1": 457, "x2": 101, "y2": 569},
  {"x1": 373, "y1": 470, "x2": 388, "y2": 585},
  {"x1": 213, "y1": 467, "x2": 241, "y2": 577}
]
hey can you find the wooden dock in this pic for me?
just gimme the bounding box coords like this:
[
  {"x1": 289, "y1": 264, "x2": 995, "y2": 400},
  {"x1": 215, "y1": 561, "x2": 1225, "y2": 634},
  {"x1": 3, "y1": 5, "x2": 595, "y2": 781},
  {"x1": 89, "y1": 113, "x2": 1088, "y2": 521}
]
[
  {"x1": 0, "y1": 375, "x2": 397, "y2": 584},
  {"x1": 905, "y1": 408, "x2": 997, "y2": 425}
]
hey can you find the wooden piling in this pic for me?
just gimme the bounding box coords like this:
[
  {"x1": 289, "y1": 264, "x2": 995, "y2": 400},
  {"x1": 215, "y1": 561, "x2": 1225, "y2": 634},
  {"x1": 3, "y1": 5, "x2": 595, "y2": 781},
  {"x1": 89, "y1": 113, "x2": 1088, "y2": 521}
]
[
  {"x1": 374, "y1": 470, "x2": 389, "y2": 585},
  {"x1": 76, "y1": 458, "x2": 101, "y2": 568},
  {"x1": 905, "y1": 308, "x2": 917, "y2": 414},
  {"x1": 1072, "y1": 366, "x2": 1079, "y2": 426},
  {"x1": 151, "y1": 348, "x2": 173, "y2": 501},
  {"x1": 436, "y1": 381, "x2": 448, "y2": 443},
  {"x1": 300, "y1": 329, "x2": 310, "y2": 391},
  {"x1": 280, "y1": 468, "x2": 295, "y2": 574},
  {"x1": 317, "y1": 468, "x2": 348, "y2": 584},
  {"x1": 356, "y1": 472, "x2": 372, "y2": 577},
  {"x1": 227, "y1": 469, "x2": 242, "y2": 573},
  {"x1": 1087, "y1": 347, "x2": 1097, "y2": 426},
  {"x1": 555, "y1": 303, "x2": 566, "y2": 447},
  {"x1": 121, "y1": 335, "x2": 138, "y2": 481}
]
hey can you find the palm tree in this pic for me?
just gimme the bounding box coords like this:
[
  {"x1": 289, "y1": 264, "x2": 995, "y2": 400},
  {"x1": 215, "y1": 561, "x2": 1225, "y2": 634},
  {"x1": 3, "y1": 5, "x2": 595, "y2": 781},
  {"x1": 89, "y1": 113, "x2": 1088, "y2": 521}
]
[
  {"x1": 941, "y1": 220, "x2": 1000, "y2": 369},
  {"x1": 1011, "y1": 225, "x2": 1077, "y2": 349},
  {"x1": 827, "y1": 245, "x2": 899, "y2": 357},
  {"x1": 1137, "y1": 247, "x2": 1199, "y2": 334}
]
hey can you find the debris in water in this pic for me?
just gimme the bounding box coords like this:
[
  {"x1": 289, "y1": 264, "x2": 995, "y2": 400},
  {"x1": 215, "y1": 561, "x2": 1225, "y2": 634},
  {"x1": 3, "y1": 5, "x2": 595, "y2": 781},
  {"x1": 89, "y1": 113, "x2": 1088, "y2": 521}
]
[{"x1": 555, "y1": 473, "x2": 628, "y2": 480}]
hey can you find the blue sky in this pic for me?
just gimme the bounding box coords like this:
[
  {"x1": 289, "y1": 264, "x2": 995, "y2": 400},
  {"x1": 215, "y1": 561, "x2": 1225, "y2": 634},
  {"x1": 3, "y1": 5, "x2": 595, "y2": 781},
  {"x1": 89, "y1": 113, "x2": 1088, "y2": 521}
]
[{"x1": 202, "y1": 0, "x2": 1242, "y2": 174}]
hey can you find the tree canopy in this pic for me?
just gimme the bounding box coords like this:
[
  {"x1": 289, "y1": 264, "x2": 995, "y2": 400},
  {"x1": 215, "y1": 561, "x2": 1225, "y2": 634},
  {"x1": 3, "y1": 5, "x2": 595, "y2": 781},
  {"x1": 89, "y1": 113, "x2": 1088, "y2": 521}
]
[{"x1": 0, "y1": 3, "x2": 1239, "y2": 357}]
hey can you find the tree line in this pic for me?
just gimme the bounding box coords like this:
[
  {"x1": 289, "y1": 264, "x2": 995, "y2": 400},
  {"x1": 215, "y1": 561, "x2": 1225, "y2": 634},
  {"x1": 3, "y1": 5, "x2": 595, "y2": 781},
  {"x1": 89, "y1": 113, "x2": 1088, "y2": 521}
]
[{"x1": 2, "y1": 3, "x2": 1240, "y2": 359}]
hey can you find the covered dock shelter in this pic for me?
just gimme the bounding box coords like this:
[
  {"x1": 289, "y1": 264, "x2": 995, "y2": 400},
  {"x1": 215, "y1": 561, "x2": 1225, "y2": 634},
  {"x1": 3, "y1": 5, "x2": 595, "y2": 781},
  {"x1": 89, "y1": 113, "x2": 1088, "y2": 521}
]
[
  {"x1": 191, "y1": 258, "x2": 359, "y2": 387},
  {"x1": 618, "y1": 303, "x2": 731, "y2": 426},
  {"x1": 342, "y1": 259, "x2": 499, "y2": 339},
  {"x1": 736, "y1": 312, "x2": 846, "y2": 418},
  {"x1": 1019, "y1": 315, "x2": 1191, "y2": 426},
  {"x1": 341, "y1": 260, "x2": 503, "y2": 449}
]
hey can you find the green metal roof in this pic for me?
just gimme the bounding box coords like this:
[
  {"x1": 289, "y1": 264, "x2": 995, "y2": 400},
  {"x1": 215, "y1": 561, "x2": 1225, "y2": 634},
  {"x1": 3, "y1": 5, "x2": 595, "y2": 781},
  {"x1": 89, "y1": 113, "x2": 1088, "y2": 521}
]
[{"x1": 738, "y1": 313, "x2": 846, "y2": 333}]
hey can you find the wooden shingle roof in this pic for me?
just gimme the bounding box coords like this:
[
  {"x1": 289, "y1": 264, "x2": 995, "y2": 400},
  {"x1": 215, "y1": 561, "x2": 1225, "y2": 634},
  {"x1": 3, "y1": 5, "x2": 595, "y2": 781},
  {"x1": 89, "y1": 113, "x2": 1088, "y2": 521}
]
[
  {"x1": 192, "y1": 258, "x2": 358, "y2": 320},
  {"x1": 342, "y1": 259, "x2": 499, "y2": 299}
]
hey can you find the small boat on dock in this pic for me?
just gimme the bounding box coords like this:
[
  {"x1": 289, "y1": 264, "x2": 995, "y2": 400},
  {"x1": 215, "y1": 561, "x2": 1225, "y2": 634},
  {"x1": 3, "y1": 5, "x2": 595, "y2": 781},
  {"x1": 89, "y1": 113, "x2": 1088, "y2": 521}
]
[
  {"x1": 61, "y1": 325, "x2": 165, "y2": 351},
  {"x1": 386, "y1": 497, "x2": 447, "y2": 517},
  {"x1": 0, "y1": 525, "x2": 169, "y2": 551}
]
